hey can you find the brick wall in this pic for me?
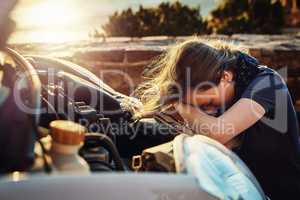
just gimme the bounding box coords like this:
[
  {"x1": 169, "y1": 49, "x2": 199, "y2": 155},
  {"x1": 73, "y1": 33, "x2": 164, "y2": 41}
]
[
  {"x1": 67, "y1": 35, "x2": 300, "y2": 110},
  {"x1": 72, "y1": 49, "x2": 162, "y2": 95},
  {"x1": 12, "y1": 35, "x2": 300, "y2": 108}
]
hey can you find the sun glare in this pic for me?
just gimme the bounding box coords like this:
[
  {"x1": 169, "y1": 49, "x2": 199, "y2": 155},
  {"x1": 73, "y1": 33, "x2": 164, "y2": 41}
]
[
  {"x1": 10, "y1": 0, "x2": 88, "y2": 43},
  {"x1": 23, "y1": 1, "x2": 78, "y2": 29}
]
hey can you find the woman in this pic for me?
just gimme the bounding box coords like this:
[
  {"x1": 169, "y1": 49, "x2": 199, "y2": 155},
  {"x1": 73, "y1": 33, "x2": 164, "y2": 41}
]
[{"x1": 135, "y1": 38, "x2": 300, "y2": 199}]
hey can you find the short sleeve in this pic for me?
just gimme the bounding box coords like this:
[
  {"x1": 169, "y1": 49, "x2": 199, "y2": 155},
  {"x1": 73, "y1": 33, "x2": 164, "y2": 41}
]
[{"x1": 241, "y1": 72, "x2": 286, "y2": 118}]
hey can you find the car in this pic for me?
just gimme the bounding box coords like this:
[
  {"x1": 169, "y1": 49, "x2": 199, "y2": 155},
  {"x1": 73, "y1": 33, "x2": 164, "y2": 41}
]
[{"x1": 0, "y1": 48, "x2": 267, "y2": 200}]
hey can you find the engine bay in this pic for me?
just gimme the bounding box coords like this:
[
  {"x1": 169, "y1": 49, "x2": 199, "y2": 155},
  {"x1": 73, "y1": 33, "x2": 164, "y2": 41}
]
[{"x1": 0, "y1": 48, "x2": 177, "y2": 173}]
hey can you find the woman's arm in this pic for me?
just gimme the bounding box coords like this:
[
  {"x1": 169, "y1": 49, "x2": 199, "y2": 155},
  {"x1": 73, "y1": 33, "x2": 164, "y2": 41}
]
[{"x1": 175, "y1": 98, "x2": 265, "y2": 144}]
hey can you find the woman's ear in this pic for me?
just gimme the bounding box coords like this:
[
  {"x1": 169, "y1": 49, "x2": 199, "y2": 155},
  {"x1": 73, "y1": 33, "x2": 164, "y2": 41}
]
[{"x1": 221, "y1": 70, "x2": 234, "y2": 83}]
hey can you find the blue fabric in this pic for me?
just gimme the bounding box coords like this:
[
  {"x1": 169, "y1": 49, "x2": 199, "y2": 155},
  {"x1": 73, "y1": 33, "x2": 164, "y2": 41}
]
[{"x1": 183, "y1": 136, "x2": 265, "y2": 200}]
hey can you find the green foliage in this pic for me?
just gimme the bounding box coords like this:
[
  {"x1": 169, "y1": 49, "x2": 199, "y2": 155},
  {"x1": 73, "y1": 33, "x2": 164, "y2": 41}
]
[
  {"x1": 102, "y1": 1, "x2": 205, "y2": 37},
  {"x1": 102, "y1": 8, "x2": 141, "y2": 37},
  {"x1": 102, "y1": 0, "x2": 286, "y2": 36},
  {"x1": 208, "y1": 0, "x2": 285, "y2": 34}
]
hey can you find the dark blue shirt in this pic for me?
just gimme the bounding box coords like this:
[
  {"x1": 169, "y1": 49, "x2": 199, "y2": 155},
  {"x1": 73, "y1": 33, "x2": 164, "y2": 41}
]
[{"x1": 234, "y1": 66, "x2": 300, "y2": 199}]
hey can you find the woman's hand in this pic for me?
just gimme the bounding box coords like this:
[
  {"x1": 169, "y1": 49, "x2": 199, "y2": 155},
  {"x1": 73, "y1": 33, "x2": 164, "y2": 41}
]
[
  {"x1": 174, "y1": 102, "x2": 198, "y2": 122},
  {"x1": 174, "y1": 102, "x2": 217, "y2": 134}
]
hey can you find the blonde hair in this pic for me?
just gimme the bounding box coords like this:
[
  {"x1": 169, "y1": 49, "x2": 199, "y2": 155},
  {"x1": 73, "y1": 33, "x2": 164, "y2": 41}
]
[{"x1": 133, "y1": 37, "x2": 248, "y2": 119}]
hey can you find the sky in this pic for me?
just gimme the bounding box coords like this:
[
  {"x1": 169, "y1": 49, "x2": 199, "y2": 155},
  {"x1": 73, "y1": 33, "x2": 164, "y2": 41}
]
[{"x1": 10, "y1": 0, "x2": 220, "y2": 43}]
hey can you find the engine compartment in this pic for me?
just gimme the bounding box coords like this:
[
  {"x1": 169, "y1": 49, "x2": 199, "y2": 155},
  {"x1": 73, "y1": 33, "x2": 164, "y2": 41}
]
[{"x1": 25, "y1": 54, "x2": 176, "y2": 172}]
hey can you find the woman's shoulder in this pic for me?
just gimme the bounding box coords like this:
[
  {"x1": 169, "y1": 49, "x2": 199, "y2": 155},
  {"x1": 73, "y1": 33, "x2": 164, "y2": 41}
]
[
  {"x1": 257, "y1": 65, "x2": 277, "y2": 75},
  {"x1": 257, "y1": 65, "x2": 286, "y2": 79},
  {"x1": 241, "y1": 65, "x2": 290, "y2": 118},
  {"x1": 241, "y1": 65, "x2": 288, "y2": 102},
  {"x1": 252, "y1": 65, "x2": 287, "y2": 88}
]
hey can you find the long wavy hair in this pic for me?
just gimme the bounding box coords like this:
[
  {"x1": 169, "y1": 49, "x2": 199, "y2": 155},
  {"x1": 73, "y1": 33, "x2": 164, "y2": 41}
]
[{"x1": 133, "y1": 38, "x2": 248, "y2": 119}]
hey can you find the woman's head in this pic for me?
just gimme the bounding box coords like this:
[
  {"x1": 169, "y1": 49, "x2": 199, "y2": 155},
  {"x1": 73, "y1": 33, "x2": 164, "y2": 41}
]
[{"x1": 134, "y1": 38, "x2": 249, "y2": 117}]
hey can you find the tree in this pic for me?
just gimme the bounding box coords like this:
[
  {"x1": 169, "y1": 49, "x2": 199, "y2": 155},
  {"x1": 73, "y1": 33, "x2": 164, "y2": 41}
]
[
  {"x1": 135, "y1": 5, "x2": 160, "y2": 36},
  {"x1": 250, "y1": 0, "x2": 285, "y2": 33},
  {"x1": 102, "y1": 1, "x2": 206, "y2": 37},
  {"x1": 102, "y1": 8, "x2": 141, "y2": 37},
  {"x1": 208, "y1": 0, "x2": 285, "y2": 34},
  {"x1": 156, "y1": 2, "x2": 204, "y2": 36}
]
